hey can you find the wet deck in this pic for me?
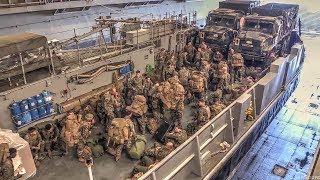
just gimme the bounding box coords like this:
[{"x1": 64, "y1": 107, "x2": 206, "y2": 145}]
[{"x1": 230, "y1": 36, "x2": 320, "y2": 180}]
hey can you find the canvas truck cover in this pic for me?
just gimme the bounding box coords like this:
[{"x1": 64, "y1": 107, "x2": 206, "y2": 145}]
[
  {"x1": 219, "y1": 1, "x2": 260, "y2": 14},
  {"x1": 0, "y1": 32, "x2": 47, "y2": 57},
  {"x1": 252, "y1": 3, "x2": 299, "y2": 18},
  {"x1": 0, "y1": 129, "x2": 36, "y2": 179}
]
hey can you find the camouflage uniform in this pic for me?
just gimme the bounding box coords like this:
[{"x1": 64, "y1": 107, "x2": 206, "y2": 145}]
[
  {"x1": 163, "y1": 99, "x2": 184, "y2": 128},
  {"x1": 165, "y1": 129, "x2": 188, "y2": 147},
  {"x1": 156, "y1": 49, "x2": 167, "y2": 74},
  {"x1": 217, "y1": 69, "x2": 231, "y2": 91},
  {"x1": 129, "y1": 76, "x2": 144, "y2": 98},
  {"x1": 24, "y1": 130, "x2": 44, "y2": 159},
  {"x1": 106, "y1": 118, "x2": 135, "y2": 161},
  {"x1": 231, "y1": 53, "x2": 245, "y2": 82},
  {"x1": 41, "y1": 123, "x2": 59, "y2": 157},
  {"x1": 77, "y1": 142, "x2": 93, "y2": 163},
  {"x1": 187, "y1": 105, "x2": 210, "y2": 136},
  {"x1": 103, "y1": 91, "x2": 123, "y2": 127},
  {"x1": 79, "y1": 114, "x2": 94, "y2": 141},
  {"x1": 61, "y1": 113, "x2": 81, "y2": 154},
  {"x1": 149, "y1": 84, "x2": 162, "y2": 121},
  {"x1": 143, "y1": 79, "x2": 153, "y2": 98},
  {"x1": 210, "y1": 101, "x2": 226, "y2": 118},
  {"x1": 184, "y1": 43, "x2": 195, "y2": 63},
  {"x1": 163, "y1": 64, "x2": 176, "y2": 81},
  {"x1": 0, "y1": 158, "x2": 14, "y2": 180}
]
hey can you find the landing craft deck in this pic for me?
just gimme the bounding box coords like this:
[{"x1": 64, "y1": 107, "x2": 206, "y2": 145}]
[{"x1": 0, "y1": 1, "x2": 309, "y2": 180}]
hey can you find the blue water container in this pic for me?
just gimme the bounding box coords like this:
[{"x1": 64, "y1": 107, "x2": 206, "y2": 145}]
[
  {"x1": 35, "y1": 94, "x2": 44, "y2": 106},
  {"x1": 30, "y1": 109, "x2": 39, "y2": 120},
  {"x1": 27, "y1": 97, "x2": 37, "y2": 109},
  {"x1": 19, "y1": 100, "x2": 29, "y2": 112},
  {"x1": 38, "y1": 107, "x2": 47, "y2": 118},
  {"x1": 45, "y1": 104, "x2": 55, "y2": 115},
  {"x1": 14, "y1": 115, "x2": 23, "y2": 127},
  {"x1": 42, "y1": 91, "x2": 53, "y2": 104},
  {"x1": 22, "y1": 112, "x2": 32, "y2": 125},
  {"x1": 10, "y1": 102, "x2": 21, "y2": 116}
]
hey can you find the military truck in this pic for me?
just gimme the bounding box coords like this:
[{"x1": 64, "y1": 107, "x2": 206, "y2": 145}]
[
  {"x1": 196, "y1": 1, "x2": 260, "y2": 55},
  {"x1": 230, "y1": 3, "x2": 299, "y2": 64}
]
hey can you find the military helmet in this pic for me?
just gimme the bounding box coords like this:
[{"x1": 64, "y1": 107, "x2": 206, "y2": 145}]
[
  {"x1": 85, "y1": 113, "x2": 94, "y2": 121},
  {"x1": 111, "y1": 121, "x2": 119, "y2": 128}
]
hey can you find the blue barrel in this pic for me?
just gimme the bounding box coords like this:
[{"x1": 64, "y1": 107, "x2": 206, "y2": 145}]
[
  {"x1": 42, "y1": 91, "x2": 53, "y2": 104},
  {"x1": 10, "y1": 102, "x2": 21, "y2": 116},
  {"x1": 19, "y1": 100, "x2": 29, "y2": 112},
  {"x1": 38, "y1": 107, "x2": 47, "y2": 118},
  {"x1": 22, "y1": 112, "x2": 32, "y2": 125},
  {"x1": 35, "y1": 94, "x2": 44, "y2": 106},
  {"x1": 45, "y1": 104, "x2": 55, "y2": 115},
  {"x1": 30, "y1": 109, "x2": 39, "y2": 120},
  {"x1": 14, "y1": 115, "x2": 23, "y2": 127},
  {"x1": 27, "y1": 97, "x2": 37, "y2": 109}
]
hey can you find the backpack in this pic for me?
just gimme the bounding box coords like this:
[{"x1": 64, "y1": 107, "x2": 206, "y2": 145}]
[
  {"x1": 189, "y1": 71, "x2": 205, "y2": 92},
  {"x1": 107, "y1": 118, "x2": 134, "y2": 145},
  {"x1": 126, "y1": 95, "x2": 147, "y2": 116},
  {"x1": 128, "y1": 135, "x2": 147, "y2": 159}
]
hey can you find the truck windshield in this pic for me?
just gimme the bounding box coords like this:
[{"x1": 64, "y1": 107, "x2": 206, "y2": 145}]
[
  {"x1": 206, "y1": 15, "x2": 235, "y2": 28},
  {"x1": 243, "y1": 20, "x2": 274, "y2": 34}
]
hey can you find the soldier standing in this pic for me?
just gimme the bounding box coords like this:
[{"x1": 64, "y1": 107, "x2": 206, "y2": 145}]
[
  {"x1": 24, "y1": 127, "x2": 44, "y2": 161},
  {"x1": 163, "y1": 63, "x2": 176, "y2": 81},
  {"x1": 129, "y1": 70, "x2": 144, "y2": 98},
  {"x1": 106, "y1": 112, "x2": 135, "y2": 161},
  {"x1": 61, "y1": 112, "x2": 81, "y2": 155},
  {"x1": 149, "y1": 83, "x2": 162, "y2": 121},
  {"x1": 79, "y1": 113, "x2": 94, "y2": 141},
  {"x1": 231, "y1": 53, "x2": 245, "y2": 82},
  {"x1": 41, "y1": 123, "x2": 59, "y2": 158},
  {"x1": 102, "y1": 87, "x2": 123, "y2": 127},
  {"x1": 156, "y1": 48, "x2": 167, "y2": 74},
  {"x1": 217, "y1": 66, "x2": 231, "y2": 91},
  {"x1": 194, "y1": 48, "x2": 204, "y2": 70},
  {"x1": 165, "y1": 127, "x2": 188, "y2": 147},
  {"x1": 184, "y1": 42, "x2": 195, "y2": 64},
  {"x1": 0, "y1": 147, "x2": 17, "y2": 180},
  {"x1": 143, "y1": 76, "x2": 153, "y2": 104},
  {"x1": 186, "y1": 99, "x2": 211, "y2": 135},
  {"x1": 213, "y1": 51, "x2": 224, "y2": 63},
  {"x1": 209, "y1": 99, "x2": 226, "y2": 118}
]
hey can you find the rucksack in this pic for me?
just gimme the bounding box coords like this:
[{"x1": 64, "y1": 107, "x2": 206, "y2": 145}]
[
  {"x1": 189, "y1": 71, "x2": 205, "y2": 92},
  {"x1": 126, "y1": 95, "x2": 147, "y2": 116},
  {"x1": 107, "y1": 118, "x2": 134, "y2": 144}
]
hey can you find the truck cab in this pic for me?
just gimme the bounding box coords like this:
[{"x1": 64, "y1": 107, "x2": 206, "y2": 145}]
[
  {"x1": 230, "y1": 3, "x2": 299, "y2": 64},
  {"x1": 200, "y1": 8, "x2": 245, "y2": 54},
  {"x1": 231, "y1": 15, "x2": 283, "y2": 62}
]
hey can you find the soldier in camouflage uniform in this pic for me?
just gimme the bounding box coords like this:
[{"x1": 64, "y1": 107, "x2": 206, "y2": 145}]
[
  {"x1": 0, "y1": 147, "x2": 17, "y2": 180},
  {"x1": 163, "y1": 63, "x2": 177, "y2": 81},
  {"x1": 24, "y1": 127, "x2": 44, "y2": 160},
  {"x1": 230, "y1": 53, "x2": 245, "y2": 82},
  {"x1": 156, "y1": 48, "x2": 167, "y2": 75},
  {"x1": 143, "y1": 76, "x2": 153, "y2": 111},
  {"x1": 165, "y1": 127, "x2": 188, "y2": 147},
  {"x1": 209, "y1": 99, "x2": 226, "y2": 118},
  {"x1": 194, "y1": 48, "x2": 205, "y2": 70},
  {"x1": 41, "y1": 123, "x2": 59, "y2": 158},
  {"x1": 149, "y1": 83, "x2": 162, "y2": 121},
  {"x1": 77, "y1": 141, "x2": 93, "y2": 163},
  {"x1": 133, "y1": 142, "x2": 174, "y2": 174},
  {"x1": 79, "y1": 113, "x2": 94, "y2": 142},
  {"x1": 60, "y1": 112, "x2": 81, "y2": 155},
  {"x1": 217, "y1": 66, "x2": 231, "y2": 91},
  {"x1": 212, "y1": 51, "x2": 224, "y2": 63},
  {"x1": 184, "y1": 42, "x2": 196, "y2": 63},
  {"x1": 128, "y1": 70, "x2": 144, "y2": 98},
  {"x1": 246, "y1": 76, "x2": 254, "y2": 87},
  {"x1": 106, "y1": 112, "x2": 135, "y2": 161},
  {"x1": 102, "y1": 87, "x2": 123, "y2": 127},
  {"x1": 186, "y1": 99, "x2": 211, "y2": 136}
]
